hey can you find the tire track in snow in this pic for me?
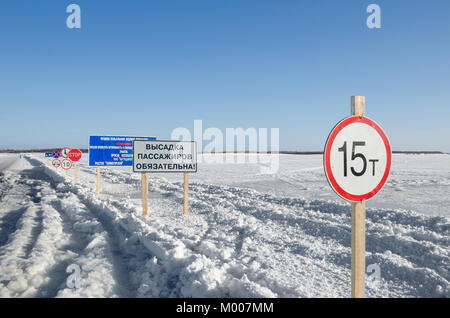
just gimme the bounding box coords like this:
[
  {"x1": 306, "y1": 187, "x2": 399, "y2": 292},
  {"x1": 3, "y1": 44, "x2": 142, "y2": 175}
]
[
  {"x1": 0, "y1": 158, "x2": 135, "y2": 297},
  {"x1": 23, "y1": 209, "x2": 44, "y2": 259},
  {"x1": 0, "y1": 206, "x2": 38, "y2": 260},
  {"x1": 0, "y1": 159, "x2": 78, "y2": 297},
  {"x1": 25, "y1": 157, "x2": 166, "y2": 297},
  {"x1": 0, "y1": 173, "x2": 11, "y2": 202},
  {"x1": 77, "y1": 193, "x2": 183, "y2": 297},
  {"x1": 0, "y1": 168, "x2": 45, "y2": 263},
  {"x1": 35, "y1": 198, "x2": 94, "y2": 298},
  {"x1": 23, "y1": 158, "x2": 139, "y2": 297},
  {"x1": 0, "y1": 207, "x2": 27, "y2": 248},
  {"x1": 71, "y1": 196, "x2": 137, "y2": 298}
]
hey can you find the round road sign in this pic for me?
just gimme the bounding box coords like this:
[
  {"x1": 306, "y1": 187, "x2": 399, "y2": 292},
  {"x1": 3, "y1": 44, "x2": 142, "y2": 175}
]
[
  {"x1": 61, "y1": 147, "x2": 71, "y2": 158},
  {"x1": 61, "y1": 159, "x2": 73, "y2": 170},
  {"x1": 68, "y1": 149, "x2": 82, "y2": 162},
  {"x1": 324, "y1": 116, "x2": 391, "y2": 202},
  {"x1": 52, "y1": 159, "x2": 61, "y2": 168}
]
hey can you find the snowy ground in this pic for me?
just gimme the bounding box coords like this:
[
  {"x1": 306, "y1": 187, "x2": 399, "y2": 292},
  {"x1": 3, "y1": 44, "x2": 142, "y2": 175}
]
[{"x1": 0, "y1": 153, "x2": 448, "y2": 298}]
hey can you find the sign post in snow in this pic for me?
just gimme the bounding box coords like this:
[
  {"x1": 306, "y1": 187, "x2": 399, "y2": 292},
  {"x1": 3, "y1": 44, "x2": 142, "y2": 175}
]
[
  {"x1": 68, "y1": 149, "x2": 82, "y2": 184},
  {"x1": 323, "y1": 96, "x2": 391, "y2": 298},
  {"x1": 45, "y1": 152, "x2": 52, "y2": 165},
  {"x1": 133, "y1": 140, "x2": 197, "y2": 216}
]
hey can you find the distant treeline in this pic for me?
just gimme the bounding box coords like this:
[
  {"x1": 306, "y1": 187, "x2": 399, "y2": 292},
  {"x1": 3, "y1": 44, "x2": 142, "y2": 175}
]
[
  {"x1": 0, "y1": 149, "x2": 89, "y2": 154},
  {"x1": 391, "y1": 151, "x2": 444, "y2": 154},
  {"x1": 280, "y1": 151, "x2": 445, "y2": 155},
  {"x1": 0, "y1": 149, "x2": 444, "y2": 155},
  {"x1": 200, "y1": 151, "x2": 445, "y2": 155}
]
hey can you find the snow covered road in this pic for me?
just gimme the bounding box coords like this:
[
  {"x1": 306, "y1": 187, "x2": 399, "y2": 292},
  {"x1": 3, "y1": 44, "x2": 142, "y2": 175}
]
[
  {"x1": 0, "y1": 154, "x2": 448, "y2": 298},
  {"x1": 0, "y1": 156, "x2": 18, "y2": 172}
]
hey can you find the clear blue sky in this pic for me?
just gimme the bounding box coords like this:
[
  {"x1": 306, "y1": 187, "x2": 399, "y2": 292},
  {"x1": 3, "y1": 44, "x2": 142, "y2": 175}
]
[{"x1": 0, "y1": 0, "x2": 449, "y2": 151}]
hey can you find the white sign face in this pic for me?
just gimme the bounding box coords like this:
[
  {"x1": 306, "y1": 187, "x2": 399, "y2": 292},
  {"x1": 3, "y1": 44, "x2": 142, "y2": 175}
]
[
  {"x1": 52, "y1": 159, "x2": 61, "y2": 168},
  {"x1": 133, "y1": 140, "x2": 197, "y2": 173},
  {"x1": 61, "y1": 159, "x2": 73, "y2": 170},
  {"x1": 61, "y1": 147, "x2": 71, "y2": 158},
  {"x1": 324, "y1": 116, "x2": 391, "y2": 202}
]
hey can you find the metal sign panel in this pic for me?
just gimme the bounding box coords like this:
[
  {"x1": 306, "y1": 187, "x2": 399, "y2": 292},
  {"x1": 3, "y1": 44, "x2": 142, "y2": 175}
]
[
  {"x1": 89, "y1": 135, "x2": 156, "y2": 166},
  {"x1": 133, "y1": 140, "x2": 197, "y2": 173},
  {"x1": 324, "y1": 116, "x2": 391, "y2": 202}
]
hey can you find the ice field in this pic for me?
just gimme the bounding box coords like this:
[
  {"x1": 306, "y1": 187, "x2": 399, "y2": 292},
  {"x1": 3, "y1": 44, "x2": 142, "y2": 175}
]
[{"x1": 0, "y1": 153, "x2": 448, "y2": 298}]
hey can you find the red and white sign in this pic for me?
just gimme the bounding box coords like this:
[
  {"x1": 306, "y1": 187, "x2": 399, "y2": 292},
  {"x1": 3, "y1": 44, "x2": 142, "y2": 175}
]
[
  {"x1": 61, "y1": 147, "x2": 71, "y2": 158},
  {"x1": 68, "y1": 149, "x2": 82, "y2": 162},
  {"x1": 52, "y1": 159, "x2": 61, "y2": 169},
  {"x1": 61, "y1": 159, "x2": 73, "y2": 170},
  {"x1": 324, "y1": 116, "x2": 391, "y2": 202}
]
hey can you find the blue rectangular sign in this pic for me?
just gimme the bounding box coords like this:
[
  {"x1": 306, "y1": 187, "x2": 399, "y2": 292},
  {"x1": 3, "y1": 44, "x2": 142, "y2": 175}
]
[
  {"x1": 45, "y1": 152, "x2": 53, "y2": 157},
  {"x1": 89, "y1": 135, "x2": 156, "y2": 166}
]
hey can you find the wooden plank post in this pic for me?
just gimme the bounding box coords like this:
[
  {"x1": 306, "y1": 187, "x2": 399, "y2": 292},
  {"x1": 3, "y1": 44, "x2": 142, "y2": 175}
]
[
  {"x1": 142, "y1": 173, "x2": 149, "y2": 216},
  {"x1": 74, "y1": 163, "x2": 78, "y2": 184},
  {"x1": 351, "y1": 95, "x2": 366, "y2": 298},
  {"x1": 183, "y1": 173, "x2": 189, "y2": 215},
  {"x1": 97, "y1": 167, "x2": 100, "y2": 194}
]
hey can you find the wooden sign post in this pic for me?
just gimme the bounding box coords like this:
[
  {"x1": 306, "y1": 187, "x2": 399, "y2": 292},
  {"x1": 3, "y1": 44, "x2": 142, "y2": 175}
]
[
  {"x1": 142, "y1": 172, "x2": 149, "y2": 216},
  {"x1": 350, "y1": 96, "x2": 366, "y2": 298},
  {"x1": 324, "y1": 96, "x2": 391, "y2": 299},
  {"x1": 97, "y1": 167, "x2": 100, "y2": 194},
  {"x1": 67, "y1": 149, "x2": 82, "y2": 185},
  {"x1": 66, "y1": 149, "x2": 82, "y2": 184},
  {"x1": 184, "y1": 173, "x2": 189, "y2": 215}
]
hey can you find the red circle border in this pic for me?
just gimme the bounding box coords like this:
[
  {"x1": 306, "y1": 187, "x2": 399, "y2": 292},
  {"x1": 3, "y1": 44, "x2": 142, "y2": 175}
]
[
  {"x1": 60, "y1": 159, "x2": 73, "y2": 170},
  {"x1": 52, "y1": 158, "x2": 61, "y2": 168},
  {"x1": 60, "y1": 147, "x2": 71, "y2": 159},
  {"x1": 324, "y1": 116, "x2": 391, "y2": 202}
]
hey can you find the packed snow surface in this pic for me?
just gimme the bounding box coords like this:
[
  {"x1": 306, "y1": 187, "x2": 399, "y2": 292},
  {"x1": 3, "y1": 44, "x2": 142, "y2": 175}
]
[{"x1": 0, "y1": 153, "x2": 448, "y2": 298}]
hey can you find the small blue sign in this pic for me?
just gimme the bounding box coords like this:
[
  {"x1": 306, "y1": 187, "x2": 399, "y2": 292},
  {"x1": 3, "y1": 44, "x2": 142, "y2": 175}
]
[
  {"x1": 52, "y1": 151, "x2": 61, "y2": 159},
  {"x1": 89, "y1": 135, "x2": 156, "y2": 166},
  {"x1": 45, "y1": 152, "x2": 53, "y2": 157}
]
